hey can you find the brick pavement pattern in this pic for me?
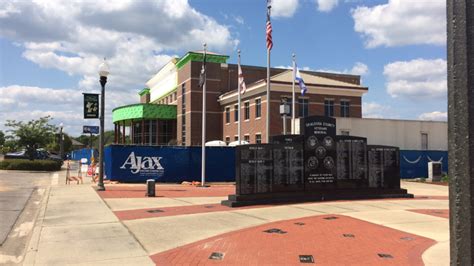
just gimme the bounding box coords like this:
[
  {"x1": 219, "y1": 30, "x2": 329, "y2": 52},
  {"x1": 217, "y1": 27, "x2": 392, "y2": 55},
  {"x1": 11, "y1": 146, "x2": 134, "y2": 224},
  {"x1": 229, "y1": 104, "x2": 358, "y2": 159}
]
[
  {"x1": 150, "y1": 214, "x2": 435, "y2": 266},
  {"x1": 408, "y1": 209, "x2": 449, "y2": 219},
  {"x1": 98, "y1": 185, "x2": 235, "y2": 198}
]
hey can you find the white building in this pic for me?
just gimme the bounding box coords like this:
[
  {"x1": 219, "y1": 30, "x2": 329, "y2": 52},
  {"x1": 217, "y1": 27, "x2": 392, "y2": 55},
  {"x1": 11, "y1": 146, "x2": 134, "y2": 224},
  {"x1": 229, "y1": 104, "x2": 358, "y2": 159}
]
[{"x1": 296, "y1": 117, "x2": 447, "y2": 151}]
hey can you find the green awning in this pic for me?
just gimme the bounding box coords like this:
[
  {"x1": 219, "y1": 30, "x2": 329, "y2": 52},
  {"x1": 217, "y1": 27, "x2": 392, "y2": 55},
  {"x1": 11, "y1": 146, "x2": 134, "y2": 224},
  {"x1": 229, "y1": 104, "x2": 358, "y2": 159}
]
[{"x1": 112, "y1": 104, "x2": 176, "y2": 124}]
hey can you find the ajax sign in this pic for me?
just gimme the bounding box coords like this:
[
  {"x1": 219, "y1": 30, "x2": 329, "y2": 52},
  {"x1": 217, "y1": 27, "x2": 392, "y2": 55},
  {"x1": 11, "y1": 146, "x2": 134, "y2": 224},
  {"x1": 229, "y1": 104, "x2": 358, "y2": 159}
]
[{"x1": 120, "y1": 152, "x2": 165, "y2": 177}]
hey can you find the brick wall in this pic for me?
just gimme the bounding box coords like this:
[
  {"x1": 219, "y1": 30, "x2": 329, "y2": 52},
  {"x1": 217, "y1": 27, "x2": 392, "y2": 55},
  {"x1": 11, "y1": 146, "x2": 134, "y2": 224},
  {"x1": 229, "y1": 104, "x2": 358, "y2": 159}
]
[{"x1": 177, "y1": 59, "x2": 364, "y2": 145}]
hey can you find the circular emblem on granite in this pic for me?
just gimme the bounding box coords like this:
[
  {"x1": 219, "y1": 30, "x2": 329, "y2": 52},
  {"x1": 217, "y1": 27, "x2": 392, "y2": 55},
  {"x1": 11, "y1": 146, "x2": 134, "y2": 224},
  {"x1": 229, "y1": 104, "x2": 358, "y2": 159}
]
[
  {"x1": 307, "y1": 156, "x2": 319, "y2": 170},
  {"x1": 323, "y1": 156, "x2": 335, "y2": 170},
  {"x1": 323, "y1": 136, "x2": 334, "y2": 149},
  {"x1": 315, "y1": 146, "x2": 327, "y2": 159},
  {"x1": 306, "y1": 136, "x2": 318, "y2": 149}
]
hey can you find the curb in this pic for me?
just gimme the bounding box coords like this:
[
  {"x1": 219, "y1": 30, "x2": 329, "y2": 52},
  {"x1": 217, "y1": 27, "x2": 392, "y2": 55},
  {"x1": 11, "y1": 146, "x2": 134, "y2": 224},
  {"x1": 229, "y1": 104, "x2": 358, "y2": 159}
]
[{"x1": 23, "y1": 186, "x2": 51, "y2": 265}]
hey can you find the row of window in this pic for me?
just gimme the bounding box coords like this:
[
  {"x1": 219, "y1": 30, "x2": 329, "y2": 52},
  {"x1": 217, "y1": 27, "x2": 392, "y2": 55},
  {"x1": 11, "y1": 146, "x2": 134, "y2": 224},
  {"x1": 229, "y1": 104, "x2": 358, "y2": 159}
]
[
  {"x1": 157, "y1": 92, "x2": 178, "y2": 105},
  {"x1": 225, "y1": 99, "x2": 262, "y2": 123},
  {"x1": 225, "y1": 134, "x2": 262, "y2": 144},
  {"x1": 325, "y1": 100, "x2": 350, "y2": 117},
  {"x1": 181, "y1": 84, "x2": 186, "y2": 145},
  {"x1": 225, "y1": 99, "x2": 350, "y2": 124}
]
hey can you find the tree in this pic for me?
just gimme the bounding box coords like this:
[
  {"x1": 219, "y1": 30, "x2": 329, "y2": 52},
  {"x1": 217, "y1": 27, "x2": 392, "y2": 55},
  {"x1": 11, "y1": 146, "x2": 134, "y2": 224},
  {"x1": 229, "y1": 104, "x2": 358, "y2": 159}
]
[
  {"x1": 0, "y1": 130, "x2": 4, "y2": 146},
  {"x1": 5, "y1": 116, "x2": 57, "y2": 160},
  {"x1": 75, "y1": 134, "x2": 98, "y2": 149}
]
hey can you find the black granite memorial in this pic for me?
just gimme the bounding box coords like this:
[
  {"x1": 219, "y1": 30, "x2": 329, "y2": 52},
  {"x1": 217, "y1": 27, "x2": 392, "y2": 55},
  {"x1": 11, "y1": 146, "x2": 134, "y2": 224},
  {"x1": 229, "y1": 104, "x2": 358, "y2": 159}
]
[
  {"x1": 236, "y1": 144, "x2": 273, "y2": 195},
  {"x1": 303, "y1": 116, "x2": 337, "y2": 188},
  {"x1": 336, "y1": 136, "x2": 368, "y2": 188},
  {"x1": 272, "y1": 142, "x2": 304, "y2": 192},
  {"x1": 367, "y1": 145, "x2": 400, "y2": 189},
  {"x1": 271, "y1": 134, "x2": 305, "y2": 144},
  {"x1": 222, "y1": 116, "x2": 412, "y2": 207}
]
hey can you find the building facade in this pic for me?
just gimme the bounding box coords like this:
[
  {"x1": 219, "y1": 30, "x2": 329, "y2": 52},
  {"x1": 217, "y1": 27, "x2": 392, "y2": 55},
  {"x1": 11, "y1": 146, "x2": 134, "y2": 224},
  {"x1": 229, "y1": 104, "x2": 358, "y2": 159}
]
[{"x1": 112, "y1": 51, "x2": 368, "y2": 145}]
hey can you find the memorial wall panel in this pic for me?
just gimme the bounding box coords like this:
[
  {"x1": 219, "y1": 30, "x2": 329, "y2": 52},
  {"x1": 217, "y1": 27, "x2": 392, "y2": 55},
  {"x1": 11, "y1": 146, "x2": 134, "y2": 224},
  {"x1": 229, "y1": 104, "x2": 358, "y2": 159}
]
[
  {"x1": 303, "y1": 116, "x2": 337, "y2": 188},
  {"x1": 336, "y1": 136, "x2": 368, "y2": 188}
]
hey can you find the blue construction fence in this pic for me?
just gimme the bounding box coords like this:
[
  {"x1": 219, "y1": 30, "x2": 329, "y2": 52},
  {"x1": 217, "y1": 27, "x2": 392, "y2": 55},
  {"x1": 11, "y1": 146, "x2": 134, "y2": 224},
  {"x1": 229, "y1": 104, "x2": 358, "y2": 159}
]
[
  {"x1": 70, "y1": 146, "x2": 447, "y2": 182},
  {"x1": 400, "y1": 150, "x2": 448, "y2": 178},
  {"x1": 70, "y1": 148, "x2": 98, "y2": 163},
  {"x1": 104, "y1": 145, "x2": 235, "y2": 183}
]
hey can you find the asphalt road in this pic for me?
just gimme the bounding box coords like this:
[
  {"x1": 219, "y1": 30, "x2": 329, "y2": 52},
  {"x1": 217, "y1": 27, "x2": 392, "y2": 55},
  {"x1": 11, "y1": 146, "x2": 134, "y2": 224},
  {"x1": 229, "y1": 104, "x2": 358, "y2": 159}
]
[{"x1": 0, "y1": 170, "x2": 54, "y2": 265}]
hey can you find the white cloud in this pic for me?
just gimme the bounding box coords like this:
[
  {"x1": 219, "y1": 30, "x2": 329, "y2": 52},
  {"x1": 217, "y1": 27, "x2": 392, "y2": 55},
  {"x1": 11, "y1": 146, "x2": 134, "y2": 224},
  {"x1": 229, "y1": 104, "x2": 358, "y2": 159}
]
[
  {"x1": 362, "y1": 102, "x2": 392, "y2": 118},
  {"x1": 418, "y1": 111, "x2": 447, "y2": 121},
  {"x1": 384, "y1": 58, "x2": 447, "y2": 99},
  {"x1": 233, "y1": 15, "x2": 244, "y2": 25},
  {"x1": 0, "y1": 1, "x2": 239, "y2": 134},
  {"x1": 0, "y1": 85, "x2": 136, "y2": 136},
  {"x1": 0, "y1": 0, "x2": 238, "y2": 93},
  {"x1": 317, "y1": 62, "x2": 370, "y2": 76},
  {"x1": 272, "y1": 0, "x2": 299, "y2": 18},
  {"x1": 348, "y1": 62, "x2": 369, "y2": 76},
  {"x1": 317, "y1": 0, "x2": 339, "y2": 12},
  {"x1": 351, "y1": 0, "x2": 446, "y2": 48},
  {"x1": 276, "y1": 62, "x2": 369, "y2": 77}
]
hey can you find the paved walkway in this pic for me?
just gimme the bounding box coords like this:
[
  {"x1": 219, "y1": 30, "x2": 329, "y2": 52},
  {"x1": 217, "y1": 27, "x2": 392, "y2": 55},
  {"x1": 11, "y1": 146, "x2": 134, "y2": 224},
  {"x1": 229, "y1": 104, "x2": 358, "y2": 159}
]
[
  {"x1": 23, "y1": 174, "x2": 154, "y2": 265},
  {"x1": 24, "y1": 180, "x2": 449, "y2": 265}
]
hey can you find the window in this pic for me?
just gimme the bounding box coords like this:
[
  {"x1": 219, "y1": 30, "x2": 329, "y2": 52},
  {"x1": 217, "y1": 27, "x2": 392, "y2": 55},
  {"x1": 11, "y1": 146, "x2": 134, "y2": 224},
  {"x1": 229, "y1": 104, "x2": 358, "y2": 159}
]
[
  {"x1": 255, "y1": 99, "x2": 261, "y2": 118},
  {"x1": 340, "y1": 100, "x2": 350, "y2": 117},
  {"x1": 225, "y1": 107, "x2": 230, "y2": 124},
  {"x1": 341, "y1": 130, "x2": 350, "y2": 136},
  {"x1": 225, "y1": 137, "x2": 230, "y2": 145},
  {"x1": 298, "y1": 98, "x2": 309, "y2": 117},
  {"x1": 324, "y1": 99, "x2": 334, "y2": 117},
  {"x1": 244, "y1": 102, "x2": 250, "y2": 120},
  {"x1": 421, "y1": 133, "x2": 428, "y2": 150},
  {"x1": 234, "y1": 136, "x2": 238, "y2": 141},
  {"x1": 255, "y1": 134, "x2": 262, "y2": 144},
  {"x1": 234, "y1": 104, "x2": 239, "y2": 122},
  {"x1": 244, "y1": 135, "x2": 250, "y2": 143},
  {"x1": 181, "y1": 83, "x2": 186, "y2": 145}
]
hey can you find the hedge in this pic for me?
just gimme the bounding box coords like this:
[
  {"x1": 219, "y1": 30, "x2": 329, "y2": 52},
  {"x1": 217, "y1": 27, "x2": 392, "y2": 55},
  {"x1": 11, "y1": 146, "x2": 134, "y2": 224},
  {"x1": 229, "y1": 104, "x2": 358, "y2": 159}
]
[{"x1": 0, "y1": 159, "x2": 62, "y2": 171}]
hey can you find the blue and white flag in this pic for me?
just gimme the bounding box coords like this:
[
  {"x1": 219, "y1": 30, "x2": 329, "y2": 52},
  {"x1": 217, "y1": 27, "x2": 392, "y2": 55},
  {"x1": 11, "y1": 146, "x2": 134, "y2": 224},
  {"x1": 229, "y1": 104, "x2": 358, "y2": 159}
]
[{"x1": 294, "y1": 64, "x2": 307, "y2": 95}]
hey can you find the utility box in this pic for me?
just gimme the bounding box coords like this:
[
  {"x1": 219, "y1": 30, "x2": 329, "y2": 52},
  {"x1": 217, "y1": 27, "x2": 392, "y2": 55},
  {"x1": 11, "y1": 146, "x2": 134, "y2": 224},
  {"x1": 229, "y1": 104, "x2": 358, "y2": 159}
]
[
  {"x1": 146, "y1": 179, "x2": 156, "y2": 197},
  {"x1": 428, "y1": 162, "x2": 442, "y2": 182}
]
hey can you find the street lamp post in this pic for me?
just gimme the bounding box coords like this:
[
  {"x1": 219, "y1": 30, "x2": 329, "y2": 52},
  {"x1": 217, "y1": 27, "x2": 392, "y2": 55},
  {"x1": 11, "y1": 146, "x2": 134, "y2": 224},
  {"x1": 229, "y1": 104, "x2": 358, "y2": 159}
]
[
  {"x1": 59, "y1": 123, "x2": 64, "y2": 160},
  {"x1": 97, "y1": 58, "x2": 109, "y2": 191}
]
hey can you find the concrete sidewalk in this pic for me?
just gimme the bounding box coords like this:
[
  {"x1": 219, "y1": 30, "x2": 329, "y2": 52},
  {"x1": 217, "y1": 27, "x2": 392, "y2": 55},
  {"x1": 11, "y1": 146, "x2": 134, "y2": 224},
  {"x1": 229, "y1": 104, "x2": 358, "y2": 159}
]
[
  {"x1": 22, "y1": 179, "x2": 449, "y2": 265},
  {"x1": 24, "y1": 182, "x2": 153, "y2": 265}
]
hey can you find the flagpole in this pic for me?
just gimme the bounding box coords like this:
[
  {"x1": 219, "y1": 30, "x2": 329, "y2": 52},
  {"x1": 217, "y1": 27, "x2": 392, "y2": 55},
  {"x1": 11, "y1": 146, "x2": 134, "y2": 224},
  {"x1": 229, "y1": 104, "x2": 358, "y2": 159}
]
[
  {"x1": 291, "y1": 53, "x2": 296, "y2": 134},
  {"x1": 201, "y1": 43, "x2": 207, "y2": 187},
  {"x1": 266, "y1": 3, "x2": 271, "y2": 143},
  {"x1": 238, "y1": 50, "x2": 242, "y2": 145}
]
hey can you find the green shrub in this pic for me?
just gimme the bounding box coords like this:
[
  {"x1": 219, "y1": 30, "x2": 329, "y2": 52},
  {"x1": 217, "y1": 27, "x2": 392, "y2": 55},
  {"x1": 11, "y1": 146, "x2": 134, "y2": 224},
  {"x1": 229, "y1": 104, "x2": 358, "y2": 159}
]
[
  {"x1": 0, "y1": 159, "x2": 61, "y2": 171},
  {"x1": 441, "y1": 174, "x2": 449, "y2": 183}
]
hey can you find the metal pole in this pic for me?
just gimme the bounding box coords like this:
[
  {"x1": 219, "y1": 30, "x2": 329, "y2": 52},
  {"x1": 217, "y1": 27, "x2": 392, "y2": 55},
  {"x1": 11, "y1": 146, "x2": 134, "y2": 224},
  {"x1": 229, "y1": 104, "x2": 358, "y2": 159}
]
[
  {"x1": 201, "y1": 43, "x2": 207, "y2": 186},
  {"x1": 266, "y1": 48, "x2": 271, "y2": 143},
  {"x1": 98, "y1": 76, "x2": 106, "y2": 191},
  {"x1": 238, "y1": 49, "x2": 241, "y2": 145},
  {"x1": 59, "y1": 126, "x2": 64, "y2": 159},
  {"x1": 266, "y1": 3, "x2": 272, "y2": 143},
  {"x1": 291, "y1": 53, "x2": 296, "y2": 134},
  {"x1": 283, "y1": 114, "x2": 286, "y2": 135},
  {"x1": 448, "y1": 0, "x2": 474, "y2": 263}
]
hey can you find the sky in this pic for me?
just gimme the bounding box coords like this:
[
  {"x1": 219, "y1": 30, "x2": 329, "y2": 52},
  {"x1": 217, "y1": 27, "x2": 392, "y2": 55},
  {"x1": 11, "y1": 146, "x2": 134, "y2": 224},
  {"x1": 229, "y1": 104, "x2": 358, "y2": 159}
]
[{"x1": 0, "y1": 0, "x2": 447, "y2": 137}]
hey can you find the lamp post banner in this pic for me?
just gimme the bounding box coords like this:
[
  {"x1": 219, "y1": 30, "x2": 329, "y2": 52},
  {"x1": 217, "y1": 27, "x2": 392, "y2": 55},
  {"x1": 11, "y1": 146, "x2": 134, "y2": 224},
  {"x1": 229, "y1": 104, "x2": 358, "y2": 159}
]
[{"x1": 83, "y1": 93, "x2": 99, "y2": 119}]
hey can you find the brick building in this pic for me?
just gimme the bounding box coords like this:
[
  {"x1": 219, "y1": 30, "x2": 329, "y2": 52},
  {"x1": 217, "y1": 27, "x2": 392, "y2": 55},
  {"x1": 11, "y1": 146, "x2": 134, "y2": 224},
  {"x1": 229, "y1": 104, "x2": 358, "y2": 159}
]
[{"x1": 112, "y1": 51, "x2": 368, "y2": 146}]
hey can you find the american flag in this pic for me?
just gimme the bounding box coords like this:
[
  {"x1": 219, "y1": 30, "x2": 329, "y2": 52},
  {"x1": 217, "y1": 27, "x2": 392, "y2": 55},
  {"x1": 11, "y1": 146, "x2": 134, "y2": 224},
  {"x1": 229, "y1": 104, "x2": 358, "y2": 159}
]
[
  {"x1": 266, "y1": 1, "x2": 273, "y2": 51},
  {"x1": 238, "y1": 64, "x2": 247, "y2": 94}
]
